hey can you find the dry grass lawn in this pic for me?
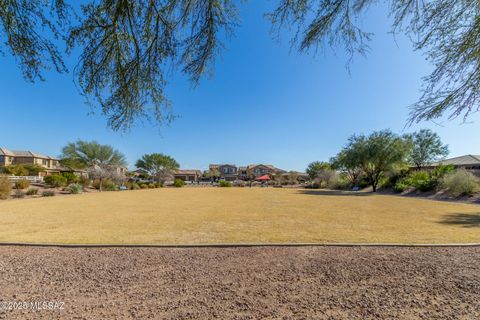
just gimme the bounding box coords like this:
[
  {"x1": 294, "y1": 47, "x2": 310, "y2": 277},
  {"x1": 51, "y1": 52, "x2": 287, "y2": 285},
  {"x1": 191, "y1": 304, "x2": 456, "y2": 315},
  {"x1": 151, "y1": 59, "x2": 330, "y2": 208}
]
[{"x1": 0, "y1": 188, "x2": 478, "y2": 244}]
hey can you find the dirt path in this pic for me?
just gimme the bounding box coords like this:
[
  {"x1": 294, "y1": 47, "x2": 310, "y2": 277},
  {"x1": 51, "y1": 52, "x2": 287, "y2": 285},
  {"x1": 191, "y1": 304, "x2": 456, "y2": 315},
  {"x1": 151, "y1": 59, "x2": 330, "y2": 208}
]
[{"x1": 0, "y1": 246, "x2": 479, "y2": 319}]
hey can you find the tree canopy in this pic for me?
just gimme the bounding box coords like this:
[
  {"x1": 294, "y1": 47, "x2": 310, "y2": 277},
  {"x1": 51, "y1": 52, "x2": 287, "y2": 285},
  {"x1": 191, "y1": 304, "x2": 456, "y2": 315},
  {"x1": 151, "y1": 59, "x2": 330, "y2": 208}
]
[
  {"x1": 406, "y1": 129, "x2": 449, "y2": 169},
  {"x1": 135, "y1": 153, "x2": 179, "y2": 183},
  {"x1": 339, "y1": 130, "x2": 412, "y2": 192},
  {"x1": 1, "y1": 1, "x2": 478, "y2": 130}
]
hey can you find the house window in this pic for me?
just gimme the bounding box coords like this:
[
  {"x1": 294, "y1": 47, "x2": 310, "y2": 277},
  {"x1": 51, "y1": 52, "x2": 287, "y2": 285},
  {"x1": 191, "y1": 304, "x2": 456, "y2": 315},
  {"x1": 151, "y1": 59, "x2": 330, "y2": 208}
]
[
  {"x1": 0, "y1": 155, "x2": 4, "y2": 162},
  {"x1": 42, "y1": 159, "x2": 48, "y2": 166}
]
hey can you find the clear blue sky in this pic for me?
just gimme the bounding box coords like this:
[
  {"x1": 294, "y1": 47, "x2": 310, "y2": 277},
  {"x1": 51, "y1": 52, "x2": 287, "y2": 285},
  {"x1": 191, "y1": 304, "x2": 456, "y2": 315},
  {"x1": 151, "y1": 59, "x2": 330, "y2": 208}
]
[{"x1": 1, "y1": 2, "x2": 478, "y2": 171}]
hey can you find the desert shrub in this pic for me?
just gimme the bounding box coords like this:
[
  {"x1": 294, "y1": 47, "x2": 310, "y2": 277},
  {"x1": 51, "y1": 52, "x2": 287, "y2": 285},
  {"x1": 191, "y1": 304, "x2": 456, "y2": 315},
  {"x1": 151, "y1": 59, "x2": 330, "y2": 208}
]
[
  {"x1": 78, "y1": 176, "x2": 91, "y2": 187},
  {"x1": 42, "y1": 190, "x2": 55, "y2": 197},
  {"x1": 92, "y1": 179, "x2": 116, "y2": 191},
  {"x1": 26, "y1": 188, "x2": 39, "y2": 196},
  {"x1": 393, "y1": 181, "x2": 409, "y2": 193},
  {"x1": 154, "y1": 182, "x2": 163, "y2": 188},
  {"x1": 139, "y1": 183, "x2": 148, "y2": 189},
  {"x1": 61, "y1": 172, "x2": 78, "y2": 184},
  {"x1": 219, "y1": 180, "x2": 232, "y2": 187},
  {"x1": 173, "y1": 179, "x2": 185, "y2": 188},
  {"x1": 15, "y1": 179, "x2": 30, "y2": 190},
  {"x1": 442, "y1": 169, "x2": 480, "y2": 196},
  {"x1": 0, "y1": 177, "x2": 12, "y2": 199},
  {"x1": 103, "y1": 183, "x2": 118, "y2": 191},
  {"x1": 14, "y1": 189, "x2": 25, "y2": 198},
  {"x1": 5, "y1": 164, "x2": 29, "y2": 176},
  {"x1": 44, "y1": 175, "x2": 68, "y2": 188},
  {"x1": 405, "y1": 171, "x2": 434, "y2": 192},
  {"x1": 148, "y1": 183, "x2": 156, "y2": 188},
  {"x1": 234, "y1": 180, "x2": 246, "y2": 187},
  {"x1": 327, "y1": 173, "x2": 351, "y2": 190},
  {"x1": 430, "y1": 164, "x2": 455, "y2": 185},
  {"x1": 68, "y1": 183, "x2": 83, "y2": 194}
]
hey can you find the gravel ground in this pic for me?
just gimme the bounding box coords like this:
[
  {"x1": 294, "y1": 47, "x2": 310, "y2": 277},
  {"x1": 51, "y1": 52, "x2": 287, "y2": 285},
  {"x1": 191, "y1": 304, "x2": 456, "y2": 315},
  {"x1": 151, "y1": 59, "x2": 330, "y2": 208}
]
[{"x1": 0, "y1": 246, "x2": 479, "y2": 319}]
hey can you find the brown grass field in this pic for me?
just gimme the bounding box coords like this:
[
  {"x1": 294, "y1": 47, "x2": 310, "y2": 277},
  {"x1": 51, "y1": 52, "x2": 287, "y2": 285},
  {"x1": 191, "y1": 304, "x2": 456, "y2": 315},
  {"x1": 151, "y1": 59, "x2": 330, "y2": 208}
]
[{"x1": 0, "y1": 188, "x2": 478, "y2": 244}]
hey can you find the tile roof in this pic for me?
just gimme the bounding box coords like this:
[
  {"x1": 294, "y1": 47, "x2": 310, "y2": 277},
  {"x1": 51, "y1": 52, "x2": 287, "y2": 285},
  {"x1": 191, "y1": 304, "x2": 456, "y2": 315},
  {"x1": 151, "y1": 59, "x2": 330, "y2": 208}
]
[
  {"x1": 175, "y1": 169, "x2": 202, "y2": 175},
  {"x1": 0, "y1": 147, "x2": 57, "y2": 159},
  {"x1": 432, "y1": 155, "x2": 480, "y2": 166}
]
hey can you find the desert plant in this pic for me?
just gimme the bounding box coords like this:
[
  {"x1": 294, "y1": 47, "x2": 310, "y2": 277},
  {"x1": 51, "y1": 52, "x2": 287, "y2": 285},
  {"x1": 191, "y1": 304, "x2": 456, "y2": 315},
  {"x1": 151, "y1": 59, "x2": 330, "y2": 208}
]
[
  {"x1": 0, "y1": 177, "x2": 12, "y2": 199},
  {"x1": 148, "y1": 183, "x2": 156, "y2": 188},
  {"x1": 173, "y1": 179, "x2": 185, "y2": 188},
  {"x1": 61, "y1": 172, "x2": 79, "y2": 184},
  {"x1": 68, "y1": 183, "x2": 83, "y2": 194},
  {"x1": 393, "y1": 181, "x2": 409, "y2": 193},
  {"x1": 13, "y1": 189, "x2": 25, "y2": 198},
  {"x1": 154, "y1": 182, "x2": 163, "y2": 188},
  {"x1": 26, "y1": 188, "x2": 39, "y2": 196},
  {"x1": 219, "y1": 180, "x2": 232, "y2": 187},
  {"x1": 42, "y1": 190, "x2": 55, "y2": 197},
  {"x1": 442, "y1": 169, "x2": 480, "y2": 197},
  {"x1": 78, "y1": 176, "x2": 91, "y2": 188},
  {"x1": 14, "y1": 179, "x2": 30, "y2": 190},
  {"x1": 139, "y1": 183, "x2": 148, "y2": 189},
  {"x1": 44, "y1": 175, "x2": 68, "y2": 188},
  {"x1": 405, "y1": 171, "x2": 434, "y2": 192}
]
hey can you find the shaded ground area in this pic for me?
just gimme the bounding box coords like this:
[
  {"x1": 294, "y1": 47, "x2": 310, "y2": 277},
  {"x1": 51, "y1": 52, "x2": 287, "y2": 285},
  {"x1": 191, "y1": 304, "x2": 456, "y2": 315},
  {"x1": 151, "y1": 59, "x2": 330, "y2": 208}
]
[{"x1": 0, "y1": 246, "x2": 479, "y2": 319}]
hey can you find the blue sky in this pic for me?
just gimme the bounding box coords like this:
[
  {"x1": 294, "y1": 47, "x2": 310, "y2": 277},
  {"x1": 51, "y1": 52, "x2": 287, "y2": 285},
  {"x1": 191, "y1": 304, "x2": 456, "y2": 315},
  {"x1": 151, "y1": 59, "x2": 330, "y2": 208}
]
[{"x1": 1, "y1": 2, "x2": 478, "y2": 171}]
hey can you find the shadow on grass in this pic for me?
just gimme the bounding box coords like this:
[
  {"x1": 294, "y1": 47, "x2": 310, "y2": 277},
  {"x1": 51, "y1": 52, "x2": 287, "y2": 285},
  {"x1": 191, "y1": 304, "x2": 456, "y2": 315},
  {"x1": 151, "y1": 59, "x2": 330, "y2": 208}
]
[
  {"x1": 439, "y1": 213, "x2": 480, "y2": 228},
  {"x1": 296, "y1": 189, "x2": 372, "y2": 197}
]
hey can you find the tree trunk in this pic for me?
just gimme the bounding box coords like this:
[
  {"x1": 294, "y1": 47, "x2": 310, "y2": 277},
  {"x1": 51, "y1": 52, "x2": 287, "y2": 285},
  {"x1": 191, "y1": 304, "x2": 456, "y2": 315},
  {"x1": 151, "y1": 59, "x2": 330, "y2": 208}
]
[{"x1": 99, "y1": 178, "x2": 103, "y2": 192}]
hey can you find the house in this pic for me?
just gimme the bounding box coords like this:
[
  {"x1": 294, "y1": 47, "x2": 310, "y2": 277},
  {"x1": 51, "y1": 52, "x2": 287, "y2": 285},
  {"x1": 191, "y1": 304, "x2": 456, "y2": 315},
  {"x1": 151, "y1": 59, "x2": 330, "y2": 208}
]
[
  {"x1": 428, "y1": 155, "x2": 480, "y2": 176},
  {"x1": 218, "y1": 164, "x2": 237, "y2": 181},
  {"x1": 174, "y1": 169, "x2": 202, "y2": 182},
  {"x1": 0, "y1": 147, "x2": 61, "y2": 176},
  {"x1": 246, "y1": 164, "x2": 285, "y2": 179},
  {"x1": 0, "y1": 147, "x2": 88, "y2": 177}
]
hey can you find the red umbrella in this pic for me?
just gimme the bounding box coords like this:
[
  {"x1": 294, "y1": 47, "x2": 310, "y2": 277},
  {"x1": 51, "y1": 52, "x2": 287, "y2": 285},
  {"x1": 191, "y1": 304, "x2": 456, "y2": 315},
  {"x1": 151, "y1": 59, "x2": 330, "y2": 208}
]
[{"x1": 257, "y1": 174, "x2": 270, "y2": 181}]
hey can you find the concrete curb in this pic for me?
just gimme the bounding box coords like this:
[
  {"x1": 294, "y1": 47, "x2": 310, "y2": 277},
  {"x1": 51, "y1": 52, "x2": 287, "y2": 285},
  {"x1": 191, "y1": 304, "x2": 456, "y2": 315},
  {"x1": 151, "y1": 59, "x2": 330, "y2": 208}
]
[{"x1": 0, "y1": 242, "x2": 479, "y2": 248}]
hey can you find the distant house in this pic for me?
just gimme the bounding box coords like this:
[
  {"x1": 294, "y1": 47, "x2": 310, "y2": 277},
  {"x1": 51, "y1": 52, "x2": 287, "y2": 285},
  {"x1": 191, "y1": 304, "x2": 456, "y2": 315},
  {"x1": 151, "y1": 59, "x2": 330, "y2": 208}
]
[
  {"x1": 174, "y1": 170, "x2": 202, "y2": 182},
  {"x1": 0, "y1": 147, "x2": 87, "y2": 177},
  {"x1": 246, "y1": 164, "x2": 285, "y2": 179},
  {"x1": 428, "y1": 155, "x2": 480, "y2": 175}
]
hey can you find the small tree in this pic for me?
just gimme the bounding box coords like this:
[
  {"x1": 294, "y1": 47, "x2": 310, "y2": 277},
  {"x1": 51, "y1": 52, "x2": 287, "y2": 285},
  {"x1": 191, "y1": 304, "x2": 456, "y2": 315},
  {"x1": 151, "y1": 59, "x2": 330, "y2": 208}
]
[
  {"x1": 330, "y1": 150, "x2": 363, "y2": 186},
  {"x1": 135, "y1": 153, "x2": 179, "y2": 185},
  {"x1": 306, "y1": 161, "x2": 330, "y2": 181},
  {"x1": 205, "y1": 168, "x2": 220, "y2": 182},
  {"x1": 5, "y1": 165, "x2": 29, "y2": 176},
  {"x1": 406, "y1": 129, "x2": 449, "y2": 169},
  {"x1": 344, "y1": 130, "x2": 412, "y2": 192},
  {"x1": 61, "y1": 140, "x2": 127, "y2": 192}
]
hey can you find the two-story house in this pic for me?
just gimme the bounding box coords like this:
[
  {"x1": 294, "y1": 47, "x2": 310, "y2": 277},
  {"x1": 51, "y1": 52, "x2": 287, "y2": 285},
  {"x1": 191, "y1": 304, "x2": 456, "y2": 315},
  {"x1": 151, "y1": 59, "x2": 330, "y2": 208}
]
[
  {"x1": 246, "y1": 164, "x2": 285, "y2": 179},
  {"x1": 0, "y1": 147, "x2": 61, "y2": 176}
]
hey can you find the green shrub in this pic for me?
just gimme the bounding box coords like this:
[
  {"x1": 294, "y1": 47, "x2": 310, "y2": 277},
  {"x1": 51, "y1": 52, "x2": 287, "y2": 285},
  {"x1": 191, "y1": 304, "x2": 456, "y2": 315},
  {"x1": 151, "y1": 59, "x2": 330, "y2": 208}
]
[
  {"x1": 103, "y1": 183, "x2": 118, "y2": 191},
  {"x1": 44, "y1": 175, "x2": 68, "y2": 188},
  {"x1": 5, "y1": 164, "x2": 29, "y2": 176},
  {"x1": 68, "y1": 183, "x2": 83, "y2": 194},
  {"x1": 15, "y1": 179, "x2": 30, "y2": 190},
  {"x1": 393, "y1": 181, "x2": 409, "y2": 193},
  {"x1": 139, "y1": 183, "x2": 148, "y2": 189},
  {"x1": 442, "y1": 169, "x2": 480, "y2": 196},
  {"x1": 406, "y1": 171, "x2": 434, "y2": 192},
  {"x1": 42, "y1": 190, "x2": 55, "y2": 197},
  {"x1": 61, "y1": 172, "x2": 78, "y2": 184},
  {"x1": 148, "y1": 183, "x2": 156, "y2": 189},
  {"x1": 430, "y1": 164, "x2": 455, "y2": 185},
  {"x1": 173, "y1": 179, "x2": 185, "y2": 188},
  {"x1": 327, "y1": 174, "x2": 351, "y2": 190},
  {"x1": 219, "y1": 180, "x2": 232, "y2": 187},
  {"x1": 26, "y1": 188, "x2": 39, "y2": 196},
  {"x1": 92, "y1": 179, "x2": 116, "y2": 191},
  {"x1": 0, "y1": 177, "x2": 12, "y2": 199},
  {"x1": 154, "y1": 182, "x2": 163, "y2": 188}
]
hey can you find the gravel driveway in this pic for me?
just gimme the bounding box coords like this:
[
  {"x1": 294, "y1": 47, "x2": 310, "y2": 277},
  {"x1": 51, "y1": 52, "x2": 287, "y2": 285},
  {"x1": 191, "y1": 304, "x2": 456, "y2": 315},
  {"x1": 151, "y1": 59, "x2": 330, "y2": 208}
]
[{"x1": 0, "y1": 246, "x2": 479, "y2": 319}]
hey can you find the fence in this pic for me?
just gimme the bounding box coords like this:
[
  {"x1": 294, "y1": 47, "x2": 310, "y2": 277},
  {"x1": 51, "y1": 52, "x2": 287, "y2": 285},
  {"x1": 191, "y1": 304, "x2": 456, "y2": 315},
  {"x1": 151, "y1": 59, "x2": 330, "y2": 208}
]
[{"x1": 6, "y1": 176, "x2": 44, "y2": 183}]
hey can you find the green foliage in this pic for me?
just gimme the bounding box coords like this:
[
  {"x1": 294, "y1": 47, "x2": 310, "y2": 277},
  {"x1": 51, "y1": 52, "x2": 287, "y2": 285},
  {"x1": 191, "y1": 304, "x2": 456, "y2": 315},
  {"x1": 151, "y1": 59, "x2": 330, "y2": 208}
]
[
  {"x1": 339, "y1": 130, "x2": 411, "y2": 192},
  {"x1": 330, "y1": 150, "x2": 363, "y2": 186},
  {"x1": 0, "y1": 177, "x2": 12, "y2": 199},
  {"x1": 406, "y1": 129, "x2": 449, "y2": 169},
  {"x1": 92, "y1": 179, "x2": 116, "y2": 191},
  {"x1": 68, "y1": 183, "x2": 83, "y2": 194},
  {"x1": 5, "y1": 165, "x2": 29, "y2": 176},
  {"x1": 26, "y1": 188, "x2": 39, "y2": 196},
  {"x1": 327, "y1": 173, "x2": 351, "y2": 190},
  {"x1": 405, "y1": 171, "x2": 434, "y2": 192},
  {"x1": 61, "y1": 172, "x2": 78, "y2": 184},
  {"x1": 305, "y1": 161, "x2": 330, "y2": 180},
  {"x1": 135, "y1": 153, "x2": 179, "y2": 184},
  {"x1": 42, "y1": 190, "x2": 55, "y2": 197},
  {"x1": 219, "y1": 180, "x2": 232, "y2": 187},
  {"x1": 15, "y1": 179, "x2": 30, "y2": 190},
  {"x1": 393, "y1": 181, "x2": 409, "y2": 193},
  {"x1": 442, "y1": 169, "x2": 480, "y2": 197},
  {"x1": 148, "y1": 183, "x2": 156, "y2": 189},
  {"x1": 44, "y1": 175, "x2": 68, "y2": 188},
  {"x1": 173, "y1": 179, "x2": 185, "y2": 188}
]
